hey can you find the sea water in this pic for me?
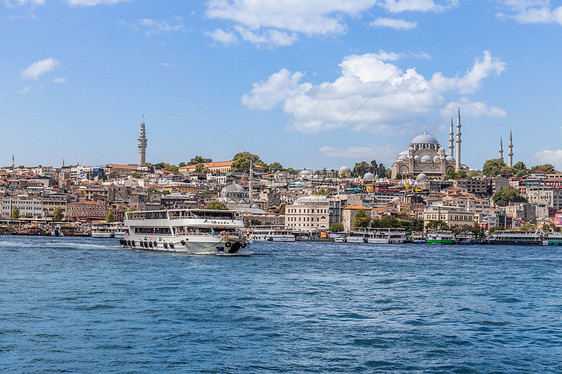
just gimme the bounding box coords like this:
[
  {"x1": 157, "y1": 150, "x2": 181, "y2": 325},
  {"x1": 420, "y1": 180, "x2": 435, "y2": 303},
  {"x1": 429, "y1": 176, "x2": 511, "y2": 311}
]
[{"x1": 0, "y1": 236, "x2": 560, "y2": 373}]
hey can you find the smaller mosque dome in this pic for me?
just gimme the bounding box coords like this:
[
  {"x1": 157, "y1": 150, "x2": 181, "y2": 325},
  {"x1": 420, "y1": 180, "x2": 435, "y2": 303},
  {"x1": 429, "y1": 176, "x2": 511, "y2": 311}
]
[
  {"x1": 421, "y1": 155, "x2": 433, "y2": 163},
  {"x1": 398, "y1": 154, "x2": 408, "y2": 161},
  {"x1": 416, "y1": 173, "x2": 428, "y2": 181},
  {"x1": 433, "y1": 155, "x2": 440, "y2": 163},
  {"x1": 339, "y1": 166, "x2": 351, "y2": 172},
  {"x1": 299, "y1": 169, "x2": 312, "y2": 177},
  {"x1": 446, "y1": 155, "x2": 455, "y2": 162},
  {"x1": 411, "y1": 133, "x2": 439, "y2": 144},
  {"x1": 363, "y1": 172, "x2": 374, "y2": 181},
  {"x1": 413, "y1": 155, "x2": 421, "y2": 162}
]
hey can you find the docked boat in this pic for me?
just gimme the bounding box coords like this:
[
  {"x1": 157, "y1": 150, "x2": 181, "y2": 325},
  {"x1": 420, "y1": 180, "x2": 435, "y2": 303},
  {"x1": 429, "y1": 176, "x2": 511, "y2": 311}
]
[
  {"x1": 455, "y1": 231, "x2": 477, "y2": 245},
  {"x1": 367, "y1": 228, "x2": 407, "y2": 244},
  {"x1": 331, "y1": 233, "x2": 347, "y2": 243},
  {"x1": 346, "y1": 228, "x2": 369, "y2": 243},
  {"x1": 121, "y1": 209, "x2": 249, "y2": 254},
  {"x1": 248, "y1": 226, "x2": 295, "y2": 242},
  {"x1": 485, "y1": 230, "x2": 544, "y2": 246},
  {"x1": 426, "y1": 231, "x2": 456, "y2": 245},
  {"x1": 91, "y1": 221, "x2": 127, "y2": 238},
  {"x1": 543, "y1": 232, "x2": 562, "y2": 246},
  {"x1": 409, "y1": 232, "x2": 426, "y2": 244}
]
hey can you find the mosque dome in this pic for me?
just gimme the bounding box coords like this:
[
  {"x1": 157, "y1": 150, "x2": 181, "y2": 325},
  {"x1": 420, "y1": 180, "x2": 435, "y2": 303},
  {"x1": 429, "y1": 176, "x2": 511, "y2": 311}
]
[
  {"x1": 299, "y1": 169, "x2": 313, "y2": 178},
  {"x1": 411, "y1": 133, "x2": 439, "y2": 144},
  {"x1": 363, "y1": 172, "x2": 375, "y2": 181},
  {"x1": 413, "y1": 155, "x2": 421, "y2": 162},
  {"x1": 421, "y1": 155, "x2": 433, "y2": 163},
  {"x1": 416, "y1": 173, "x2": 428, "y2": 181},
  {"x1": 339, "y1": 166, "x2": 351, "y2": 172},
  {"x1": 220, "y1": 183, "x2": 248, "y2": 204},
  {"x1": 398, "y1": 155, "x2": 408, "y2": 161},
  {"x1": 446, "y1": 155, "x2": 455, "y2": 162},
  {"x1": 433, "y1": 155, "x2": 440, "y2": 163}
]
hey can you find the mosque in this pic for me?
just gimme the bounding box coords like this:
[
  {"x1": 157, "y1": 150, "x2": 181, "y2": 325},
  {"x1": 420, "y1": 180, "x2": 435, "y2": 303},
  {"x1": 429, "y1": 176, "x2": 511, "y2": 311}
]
[{"x1": 391, "y1": 109, "x2": 464, "y2": 180}]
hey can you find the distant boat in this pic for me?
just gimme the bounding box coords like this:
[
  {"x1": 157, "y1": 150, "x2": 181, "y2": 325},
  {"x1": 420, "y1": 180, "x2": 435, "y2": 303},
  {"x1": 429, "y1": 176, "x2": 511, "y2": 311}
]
[
  {"x1": 248, "y1": 226, "x2": 295, "y2": 242},
  {"x1": 367, "y1": 228, "x2": 407, "y2": 244},
  {"x1": 485, "y1": 230, "x2": 544, "y2": 246},
  {"x1": 455, "y1": 231, "x2": 477, "y2": 245},
  {"x1": 409, "y1": 232, "x2": 425, "y2": 244},
  {"x1": 426, "y1": 231, "x2": 456, "y2": 245}
]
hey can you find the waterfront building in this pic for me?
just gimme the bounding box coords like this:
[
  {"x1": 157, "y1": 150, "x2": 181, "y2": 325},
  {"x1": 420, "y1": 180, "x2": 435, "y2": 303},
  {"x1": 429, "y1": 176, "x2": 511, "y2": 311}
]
[
  {"x1": 42, "y1": 195, "x2": 69, "y2": 220},
  {"x1": 66, "y1": 200, "x2": 107, "y2": 221},
  {"x1": 423, "y1": 205, "x2": 475, "y2": 230},
  {"x1": 1, "y1": 196, "x2": 43, "y2": 219}
]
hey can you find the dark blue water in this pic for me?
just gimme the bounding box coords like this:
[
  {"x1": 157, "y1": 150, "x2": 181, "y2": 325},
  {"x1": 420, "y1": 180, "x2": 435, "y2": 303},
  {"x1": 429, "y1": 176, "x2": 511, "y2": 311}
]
[{"x1": 0, "y1": 236, "x2": 561, "y2": 373}]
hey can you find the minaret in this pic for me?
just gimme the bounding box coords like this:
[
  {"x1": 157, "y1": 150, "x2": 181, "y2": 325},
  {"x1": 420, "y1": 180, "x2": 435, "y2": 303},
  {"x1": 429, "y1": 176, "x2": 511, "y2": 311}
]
[
  {"x1": 138, "y1": 116, "x2": 147, "y2": 166},
  {"x1": 508, "y1": 131, "x2": 513, "y2": 167},
  {"x1": 11, "y1": 154, "x2": 14, "y2": 168},
  {"x1": 499, "y1": 137, "x2": 503, "y2": 160},
  {"x1": 448, "y1": 117, "x2": 454, "y2": 157},
  {"x1": 455, "y1": 108, "x2": 461, "y2": 171}
]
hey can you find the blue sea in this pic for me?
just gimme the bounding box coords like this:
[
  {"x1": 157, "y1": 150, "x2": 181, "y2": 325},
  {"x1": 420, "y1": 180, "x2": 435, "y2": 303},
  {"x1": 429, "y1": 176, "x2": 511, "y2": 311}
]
[{"x1": 0, "y1": 236, "x2": 560, "y2": 373}]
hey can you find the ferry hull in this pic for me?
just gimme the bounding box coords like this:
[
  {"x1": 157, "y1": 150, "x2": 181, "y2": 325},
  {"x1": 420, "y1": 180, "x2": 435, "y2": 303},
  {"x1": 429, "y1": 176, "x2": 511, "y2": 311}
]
[
  {"x1": 426, "y1": 239, "x2": 456, "y2": 245},
  {"x1": 121, "y1": 234, "x2": 248, "y2": 255}
]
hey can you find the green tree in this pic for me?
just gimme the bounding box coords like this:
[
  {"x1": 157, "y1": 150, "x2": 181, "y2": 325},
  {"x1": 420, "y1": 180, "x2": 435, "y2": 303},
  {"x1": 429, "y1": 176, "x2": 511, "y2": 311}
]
[
  {"x1": 268, "y1": 162, "x2": 284, "y2": 173},
  {"x1": 377, "y1": 164, "x2": 387, "y2": 179},
  {"x1": 188, "y1": 156, "x2": 212, "y2": 166},
  {"x1": 493, "y1": 188, "x2": 527, "y2": 206},
  {"x1": 513, "y1": 161, "x2": 527, "y2": 174},
  {"x1": 231, "y1": 152, "x2": 265, "y2": 173},
  {"x1": 488, "y1": 226, "x2": 503, "y2": 235},
  {"x1": 370, "y1": 160, "x2": 378, "y2": 176},
  {"x1": 206, "y1": 200, "x2": 228, "y2": 210},
  {"x1": 53, "y1": 207, "x2": 64, "y2": 222},
  {"x1": 105, "y1": 208, "x2": 114, "y2": 223},
  {"x1": 482, "y1": 158, "x2": 507, "y2": 177},
  {"x1": 353, "y1": 209, "x2": 371, "y2": 228},
  {"x1": 11, "y1": 206, "x2": 20, "y2": 220},
  {"x1": 530, "y1": 164, "x2": 556, "y2": 173},
  {"x1": 330, "y1": 222, "x2": 345, "y2": 232},
  {"x1": 178, "y1": 162, "x2": 186, "y2": 168},
  {"x1": 352, "y1": 161, "x2": 375, "y2": 177},
  {"x1": 426, "y1": 220, "x2": 449, "y2": 232},
  {"x1": 131, "y1": 172, "x2": 142, "y2": 179},
  {"x1": 312, "y1": 188, "x2": 330, "y2": 195}
]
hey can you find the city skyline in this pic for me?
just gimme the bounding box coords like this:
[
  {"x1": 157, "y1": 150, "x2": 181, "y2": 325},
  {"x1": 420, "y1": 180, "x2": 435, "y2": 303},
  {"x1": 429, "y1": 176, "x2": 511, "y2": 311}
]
[{"x1": 1, "y1": 1, "x2": 562, "y2": 170}]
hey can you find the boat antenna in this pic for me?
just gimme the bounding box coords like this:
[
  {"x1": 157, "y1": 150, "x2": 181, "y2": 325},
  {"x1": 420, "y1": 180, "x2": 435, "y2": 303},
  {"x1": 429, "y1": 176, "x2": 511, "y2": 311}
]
[
  {"x1": 306, "y1": 54, "x2": 412, "y2": 163},
  {"x1": 147, "y1": 53, "x2": 246, "y2": 152}
]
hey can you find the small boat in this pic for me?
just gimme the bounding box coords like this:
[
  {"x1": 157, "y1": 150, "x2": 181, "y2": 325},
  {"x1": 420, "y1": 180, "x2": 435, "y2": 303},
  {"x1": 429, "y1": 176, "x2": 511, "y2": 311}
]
[
  {"x1": 455, "y1": 231, "x2": 477, "y2": 245},
  {"x1": 426, "y1": 231, "x2": 456, "y2": 245},
  {"x1": 346, "y1": 228, "x2": 369, "y2": 243},
  {"x1": 542, "y1": 232, "x2": 562, "y2": 246},
  {"x1": 409, "y1": 232, "x2": 425, "y2": 244},
  {"x1": 91, "y1": 221, "x2": 127, "y2": 238},
  {"x1": 331, "y1": 233, "x2": 347, "y2": 243}
]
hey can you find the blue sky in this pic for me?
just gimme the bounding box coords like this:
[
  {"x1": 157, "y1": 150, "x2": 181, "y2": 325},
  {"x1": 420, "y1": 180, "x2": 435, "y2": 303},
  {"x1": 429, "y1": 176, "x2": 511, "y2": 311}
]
[{"x1": 1, "y1": 0, "x2": 562, "y2": 171}]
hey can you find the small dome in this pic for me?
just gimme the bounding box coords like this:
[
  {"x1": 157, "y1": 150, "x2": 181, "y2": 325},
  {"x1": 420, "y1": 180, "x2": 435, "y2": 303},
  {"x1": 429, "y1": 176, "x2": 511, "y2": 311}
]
[
  {"x1": 339, "y1": 166, "x2": 351, "y2": 172},
  {"x1": 446, "y1": 155, "x2": 455, "y2": 162},
  {"x1": 299, "y1": 169, "x2": 312, "y2": 176},
  {"x1": 222, "y1": 183, "x2": 245, "y2": 193},
  {"x1": 411, "y1": 133, "x2": 439, "y2": 144},
  {"x1": 363, "y1": 172, "x2": 374, "y2": 180},
  {"x1": 414, "y1": 155, "x2": 421, "y2": 161},
  {"x1": 421, "y1": 155, "x2": 433, "y2": 163},
  {"x1": 433, "y1": 155, "x2": 440, "y2": 162},
  {"x1": 398, "y1": 155, "x2": 408, "y2": 161},
  {"x1": 398, "y1": 150, "x2": 408, "y2": 156},
  {"x1": 416, "y1": 173, "x2": 428, "y2": 181}
]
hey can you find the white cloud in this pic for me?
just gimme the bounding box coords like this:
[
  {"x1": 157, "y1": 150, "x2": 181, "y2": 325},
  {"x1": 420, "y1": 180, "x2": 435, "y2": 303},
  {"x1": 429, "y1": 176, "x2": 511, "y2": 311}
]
[
  {"x1": 53, "y1": 77, "x2": 68, "y2": 84},
  {"x1": 497, "y1": 0, "x2": 562, "y2": 25},
  {"x1": 18, "y1": 86, "x2": 31, "y2": 95},
  {"x1": 533, "y1": 149, "x2": 562, "y2": 169},
  {"x1": 64, "y1": 0, "x2": 129, "y2": 5},
  {"x1": 371, "y1": 17, "x2": 417, "y2": 30},
  {"x1": 429, "y1": 51, "x2": 505, "y2": 94},
  {"x1": 381, "y1": 0, "x2": 459, "y2": 13},
  {"x1": 441, "y1": 98, "x2": 507, "y2": 118},
  {"x1": 242, "y1": 50, "x2": 505, "y2": 134},
  {"x1": 319, "y1": 144, "x2": 403, "y2": 164},
  {"x1": 121, "y1": 17, "x2": 184, "y2": 35},
  {"x1": 21, "y1": 57, "x2": 59, "y2": 80},
  {"x1": 4, "y1": 0, "x2": 44, "y2": 7},
  {"x1": 206, "y1": 28, "x2": 238, "y2": 44}
]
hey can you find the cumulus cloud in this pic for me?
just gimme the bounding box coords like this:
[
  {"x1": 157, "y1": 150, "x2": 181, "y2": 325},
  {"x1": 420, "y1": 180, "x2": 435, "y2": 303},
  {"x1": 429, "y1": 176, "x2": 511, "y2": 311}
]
[
  {"x1": 497, "y1": 0, "x2": 562, "y2": 24},
  {"x1": 64, "y1": 0, "x2": 129, "y2": 5},
  {"x1": 53, "y1": 77, "x2": 68, "y2": 84},
  {"x1": 430, "y1": 51, "x2": 506, "y2": 94},
  {"x1": 242, "y1": 50, "x2": 506, "y2": 133},
  {"x1": 371, "y1": 17, "x2": 417, "y2": 30},
  {"x1": 18, "y1": 86, "x2": 31, "y2": 95},
  {"x1": 381, "y1": 0, "x2": 459, "y2": 13},
  {"x1": 121, "y1": 17, "x2": 184, "y2": 35},
  {"x1": 533, "y1": 149, "x2": 562, "y2": 169},
  {"x1": 4, "y1": 0, "x2": 44, "y2": 7},
  {"x1": 441, "y1": 98, "x2": 506, "y2": 118},
  {"x1": 21, "y1": 57, "x2": 59, "y2": 80},
  {"x1": 206, "y1": 28, "x2": 238, "y2": 44}
]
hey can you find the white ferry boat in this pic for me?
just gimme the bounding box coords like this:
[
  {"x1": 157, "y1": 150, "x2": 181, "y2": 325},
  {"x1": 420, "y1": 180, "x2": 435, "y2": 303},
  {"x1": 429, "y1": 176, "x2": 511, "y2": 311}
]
[
  {"x1": 91, "y1": 221, "x2": 127, "y2": 238},
  {"x1": 331, "y1": 233, "x2": 347, "y2": 243},
  {"x1": 367, "y1": 228, "x2": 407, "y2": 244},
  {"x1": 485, "y1": 230, "x2": 544, "y2": 246},
  {"x1": 121, "y1": 209, "x2": 249, "y2": 254},
  {"x1": 248, "y1": 226, "x2": 295, "y2": 242},
  {"x1": 346, "y1": 228, "x2": 369, "y2": 243},
  {"x1": 543, "y1": 232, "x2": 562, "y2": 246},
  {"x1": 426, "y1": 231, "x2": 456, "y2": 245},
  {"x1": 455, "y1": 231, "x2": 477, "y2": 245}
]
